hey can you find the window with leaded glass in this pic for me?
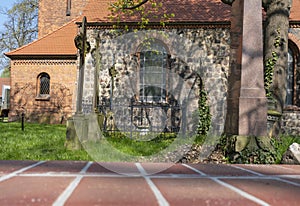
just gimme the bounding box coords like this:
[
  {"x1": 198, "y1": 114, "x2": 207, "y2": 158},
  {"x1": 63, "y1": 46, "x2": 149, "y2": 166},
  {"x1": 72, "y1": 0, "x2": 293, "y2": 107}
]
[
  {"x1": 285, "y1": 42, "x2": 300, "y2": 107},
  {"x1": 37, "y1": 73, "x2": 50, "y2": 98},
  {"x1": 286, "y1": 48, "x2": 294, "y2": 105},
  {"x1": 139, "y1": 41, "x2": 168, "y2": 102}
]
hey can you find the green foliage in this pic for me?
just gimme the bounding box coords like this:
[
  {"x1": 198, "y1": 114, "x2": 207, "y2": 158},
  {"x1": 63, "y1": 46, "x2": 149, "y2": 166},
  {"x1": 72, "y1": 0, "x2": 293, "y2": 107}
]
[
  {"x1": 109, "y1": 0, "x2": 175, "y2": 30},
  {"x1": 0, "y1": 67, "x2": 10, "y2": 77},
  {"x1": 271, "y1": 135, "x2": 300, "y2": 164},
  {"x1": 0, "y1": 0, "x2": 38, "y2": 71},
  {"x1": 103, "y1": 132, "x2": 176, "y2": 156},
  {"x1": 221, "y1": 134, "x2": 300, "y2": 164},
  {"x1": 197, "y1": 89, "x2": 211, "y2": 136},
  {"x1": 264, "y1": 28, "x2": 281, "y2": 98},
  {"x1": 0, "y1": 122, "x2": 92, "y2": 161}
]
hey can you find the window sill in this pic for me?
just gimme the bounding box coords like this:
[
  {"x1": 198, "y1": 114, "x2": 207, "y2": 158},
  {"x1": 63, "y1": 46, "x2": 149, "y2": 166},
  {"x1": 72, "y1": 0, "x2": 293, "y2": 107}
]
[{"x1": 35, "y1": 95, "x2": 50, "y2": 101}]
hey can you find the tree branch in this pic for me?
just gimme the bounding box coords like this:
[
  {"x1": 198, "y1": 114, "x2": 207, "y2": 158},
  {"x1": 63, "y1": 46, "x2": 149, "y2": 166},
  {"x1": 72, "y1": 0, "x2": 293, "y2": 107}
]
[
  {"x1": 221, "y1": 0, "x2": 235, "y2": 6},
  {"x1": 112, "y1": 0, "x2": 149, "y2": 10}
]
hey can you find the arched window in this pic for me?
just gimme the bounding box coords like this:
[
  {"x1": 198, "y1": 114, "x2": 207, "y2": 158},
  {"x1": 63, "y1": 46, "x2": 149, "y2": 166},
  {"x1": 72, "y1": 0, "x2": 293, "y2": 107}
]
[
  {"x1": 286, "y1": 48, "x2": 294, "y2": 105},
  {"x1": 138, "y1": 41, "x2": 168, "y2": 102},
  {"x1": 37, "y1": 73, "x2": 50, "y2": 98},
  {"x1": 286, "y1": 41, "x2": 300, "y2": 107}
]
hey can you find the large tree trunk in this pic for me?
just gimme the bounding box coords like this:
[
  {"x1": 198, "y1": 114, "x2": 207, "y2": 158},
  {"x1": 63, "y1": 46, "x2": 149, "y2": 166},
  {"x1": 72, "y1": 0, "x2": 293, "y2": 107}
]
[
  {"x1": 263, "y1": 0, "x2": 292, "y2": 135},
  {"x1": 264, "y1": 0, "x2": 292, "y2": 111}
]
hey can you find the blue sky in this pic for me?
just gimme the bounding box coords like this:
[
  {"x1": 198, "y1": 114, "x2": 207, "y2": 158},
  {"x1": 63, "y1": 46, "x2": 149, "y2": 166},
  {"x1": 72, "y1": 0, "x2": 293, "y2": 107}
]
[{"x1": 0, "y1": 0, "x2": 18, "y2": 30}]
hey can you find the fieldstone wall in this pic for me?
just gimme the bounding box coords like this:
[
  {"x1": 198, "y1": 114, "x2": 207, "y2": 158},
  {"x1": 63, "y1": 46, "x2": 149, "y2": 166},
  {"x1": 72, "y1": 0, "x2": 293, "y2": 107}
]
[
  {"x1": 282, "y1": 110, "x2": 300, "y2": 135},
  {"x1": 82, "y1": 27, "x2": 230, "y2": 136}
]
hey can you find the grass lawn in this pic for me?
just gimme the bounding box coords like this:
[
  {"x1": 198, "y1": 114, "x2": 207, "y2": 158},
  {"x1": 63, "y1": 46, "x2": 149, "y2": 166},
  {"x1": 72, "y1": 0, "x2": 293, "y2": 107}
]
[
  {"x1": 1, "y1": 121, "x2": 299, "y2": 163},
  {"x1": 0, "y1": 122, "x2": 92, "y2": 161},
  {"x1": 0, "y1": 122, "x2": 188, "y2": 162}
]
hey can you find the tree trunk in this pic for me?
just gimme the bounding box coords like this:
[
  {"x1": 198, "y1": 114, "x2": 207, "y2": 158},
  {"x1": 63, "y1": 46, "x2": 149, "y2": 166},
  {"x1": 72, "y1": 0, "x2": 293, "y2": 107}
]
[{"x1": 264, "y1": 0, "x2": 292, "y2": 112}]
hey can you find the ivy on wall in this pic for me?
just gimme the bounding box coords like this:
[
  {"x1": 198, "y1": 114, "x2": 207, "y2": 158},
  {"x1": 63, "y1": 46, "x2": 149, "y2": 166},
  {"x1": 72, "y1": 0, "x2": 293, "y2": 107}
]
[
  {"x1": 197, "y1": 86, "x2": 211, "y2": 136},
  {"x1": 264, "y1": 28, "x2": 281, "y2": 98}
]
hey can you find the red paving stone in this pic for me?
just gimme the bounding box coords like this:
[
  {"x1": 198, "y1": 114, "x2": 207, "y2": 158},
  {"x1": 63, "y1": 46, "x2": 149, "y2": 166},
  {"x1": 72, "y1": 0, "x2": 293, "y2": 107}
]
[
  {"x1": 0, "y1": 160, "x2": 40, "y2": 175},
  {"x1": 65, "y1": 177, "x2": 158, "y2": 206},
  {"x1": 0, "y1": 176, "x2": 74, "y2": 205},
  {"x1": 141, "y1": 163, "x2": 198, "y2": 175},
  {"x1": 0, "y1": 160, "x2": 299, "y2": 206},
  {"x1": 235, "y1": 164, "x2": 300, "y2": 176},
  {"x1": 186, "y1": 163, "x2": 256, "y2": 176},
  {"x1": 24, "y1": 160, "x2": 87, "y2": 174},
  {"x1": 152, "y1": 178, "x2": 258, "y2": 206},
  {"x1": 222, "y1": 179, "x2": 300, "y2": 206}
]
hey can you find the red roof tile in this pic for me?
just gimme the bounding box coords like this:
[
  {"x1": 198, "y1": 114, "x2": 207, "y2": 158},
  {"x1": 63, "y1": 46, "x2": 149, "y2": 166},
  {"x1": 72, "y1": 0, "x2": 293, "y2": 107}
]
[
  {"x1": 82, "y1": 0, "x2": 231, "y2": 23},
  {"x1": 5, "y1": 0, "x2": 300, "y2": 57},
  {"x1": 5, "y1": 19, "x2": 78, "y2": 58}
]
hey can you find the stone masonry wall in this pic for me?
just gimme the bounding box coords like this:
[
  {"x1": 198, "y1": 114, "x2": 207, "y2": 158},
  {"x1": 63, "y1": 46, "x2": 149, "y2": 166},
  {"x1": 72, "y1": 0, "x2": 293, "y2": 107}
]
[
  {"x1": 83, "y1": 28, "x2": 230, "y2": 136},
  {"x1": 282, "y1": 111, "x2": 300, "y2": 135}
]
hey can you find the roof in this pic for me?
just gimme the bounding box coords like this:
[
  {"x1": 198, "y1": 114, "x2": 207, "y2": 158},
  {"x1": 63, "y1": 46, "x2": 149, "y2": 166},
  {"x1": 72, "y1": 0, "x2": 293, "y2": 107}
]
[
  {"x1": 0, "y1": 78, "x2": 10, "y2": 97},
  {"x1": 5, "y1": 0, "x2": 300, "y2": 57},
  {"x1": 81, "y1": 0, "x2": 300, "y2": 24},
  {"x1": 5, "y1": 19, "x2": 78, "y2": 58},
  {"x1": 82, "y1": 0, "x2": 231, "y2": 24}
]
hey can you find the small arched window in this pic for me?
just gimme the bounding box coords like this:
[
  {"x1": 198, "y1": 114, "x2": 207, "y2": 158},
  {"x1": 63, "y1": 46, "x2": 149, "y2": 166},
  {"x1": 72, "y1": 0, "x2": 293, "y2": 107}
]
[{"x1": 37, "y1": 73, "x2": 50, "y2": 98}]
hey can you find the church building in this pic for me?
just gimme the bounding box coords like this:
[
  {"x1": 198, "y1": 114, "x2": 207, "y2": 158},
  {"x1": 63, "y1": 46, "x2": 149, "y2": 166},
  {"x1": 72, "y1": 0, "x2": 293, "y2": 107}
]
[{"x1": 5, "y1": 0, "x2": 300, "y2": 135}]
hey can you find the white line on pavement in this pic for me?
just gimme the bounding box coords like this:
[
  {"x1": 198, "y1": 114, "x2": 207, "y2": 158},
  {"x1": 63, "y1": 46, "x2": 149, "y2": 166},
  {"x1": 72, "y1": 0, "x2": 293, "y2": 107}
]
[
  {"x1": 136, "y1": 163, "x2": 170, "y2": 206},
  {"x1": 232, "y1": 165, "x2": 300, "y2": 187},
  {"x1": 0, "y1": 161, "x2": 45, "y2": 183},
  {"x1": 182, "y1": 164, "x2": 270, "y2": 206},
  {"x1": 52, "y1": 161, "x2": 93, "y2": 206}
]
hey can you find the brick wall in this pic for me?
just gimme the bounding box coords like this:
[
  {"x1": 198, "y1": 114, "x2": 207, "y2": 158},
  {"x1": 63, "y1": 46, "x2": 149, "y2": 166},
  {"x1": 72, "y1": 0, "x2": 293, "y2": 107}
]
[
  {"x1": 38, "y1": 0, "x2": 88, "y2": 38},
  {"x1": 9, "y1": 59, "x2": 78, "y2": 124}
]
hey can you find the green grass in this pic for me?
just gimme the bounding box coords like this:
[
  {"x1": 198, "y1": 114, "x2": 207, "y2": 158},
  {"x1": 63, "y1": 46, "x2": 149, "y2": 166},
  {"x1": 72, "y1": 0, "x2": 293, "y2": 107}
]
[
  {"x1": 81, "y1": 132, "x2": 196, "y2": 162},
  {"x1": 272, "y1": 135, "x2": 300, "y2": 163},
  {"x1": 0, "y1": 122, "x2": 191, "y2": 162},
  {"x1": 0, "y1": 122, "x2": 92, "y2": 161}
]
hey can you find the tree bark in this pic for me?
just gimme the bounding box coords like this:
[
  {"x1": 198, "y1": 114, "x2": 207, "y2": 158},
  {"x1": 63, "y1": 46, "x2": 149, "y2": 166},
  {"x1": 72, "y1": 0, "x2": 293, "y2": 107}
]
[{"x1": 264, "y1": 0, "x2": 292, "y2": 113}]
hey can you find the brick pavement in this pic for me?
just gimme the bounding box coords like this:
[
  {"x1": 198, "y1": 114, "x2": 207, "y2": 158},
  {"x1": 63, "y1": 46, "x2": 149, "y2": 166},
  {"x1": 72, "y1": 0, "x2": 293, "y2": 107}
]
[{"x1": 0, "y1": 160, "x2": 299, "y2": 205}]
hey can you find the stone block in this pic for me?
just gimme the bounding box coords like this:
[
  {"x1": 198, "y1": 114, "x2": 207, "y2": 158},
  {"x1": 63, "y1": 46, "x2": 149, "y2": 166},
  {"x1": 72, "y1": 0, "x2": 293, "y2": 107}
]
[{"x1": 281, "y1": 143, "x2": 300, "y2": 164}]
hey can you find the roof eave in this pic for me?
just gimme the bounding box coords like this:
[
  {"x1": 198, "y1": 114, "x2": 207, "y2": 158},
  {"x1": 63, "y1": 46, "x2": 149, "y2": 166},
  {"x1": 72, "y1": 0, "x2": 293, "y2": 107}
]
[
  {"x1": 5, "y1": 54, "x2": 78, "y2": 60},
  {"x1": 86, "y1": 21, "x2": 231, "y2": 29}
]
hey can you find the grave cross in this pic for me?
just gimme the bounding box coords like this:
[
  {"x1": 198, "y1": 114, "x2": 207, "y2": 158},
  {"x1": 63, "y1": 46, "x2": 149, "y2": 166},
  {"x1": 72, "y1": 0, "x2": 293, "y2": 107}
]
[{"x1": 74, "y1": 16, "x2": 90, "y2": 114}]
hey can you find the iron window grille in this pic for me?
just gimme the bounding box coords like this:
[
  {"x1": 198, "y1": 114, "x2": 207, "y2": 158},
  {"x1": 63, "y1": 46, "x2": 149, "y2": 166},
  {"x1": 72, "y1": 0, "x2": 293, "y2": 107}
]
[{"x1": 37, "y1": 73, "x2": 50, "y2": 99}]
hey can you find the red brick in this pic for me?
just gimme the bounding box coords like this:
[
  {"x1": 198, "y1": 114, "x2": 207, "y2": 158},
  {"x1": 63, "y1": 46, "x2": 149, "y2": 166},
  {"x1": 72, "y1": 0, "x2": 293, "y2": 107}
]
[
  {"x1": 153, "y1": 178, "x2": 258, "y2": 206},
  {"x1": 222, "y1": 179, "x2": 300, "y2": 206},
  {"x1": 65, "y1": 177, "x2": 158, "y2": 206},
  {"x1": 0, "y1": 176, "x2": 73, "y2": 205}
]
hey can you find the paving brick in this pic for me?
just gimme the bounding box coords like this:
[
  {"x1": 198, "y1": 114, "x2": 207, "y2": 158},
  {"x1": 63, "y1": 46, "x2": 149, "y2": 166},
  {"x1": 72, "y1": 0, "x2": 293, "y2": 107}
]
[
  {"x1": 0, "y1": 160, "x2": 39, "y2": 176},
  {"x1": 222, "y1": 179, "x2": 300, "y2": 206},
  {"x1": 24, "y1": 161, "x2": 87, "y2": 174},
  {"x1": 0, "y1": 161, "x2": 299, "y2": 205},
  {"x1": 152, "y1": 178, "x2": 258, "y2": 206},
  {"x1": 141, "y1": 163, "x2": 198, "y2": 175},
  {"x1": 0, "y1": 176, "x2": 73, "y2": 205},
  {"x1": 86, "y1": 162, "x2": 120, "y2": 174},
  {"x1": 187, "y1": 164, "x2": 256, "y2": 176},
  {"x1": 236, "y1": 164, "x2": 300, "y2": 176},
  {"x1": 94, "y1": 162, "x2": 140, "y2": 175},
  {"x1": 65, "y1": 177, "x2": 158, "y2": 206}
]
